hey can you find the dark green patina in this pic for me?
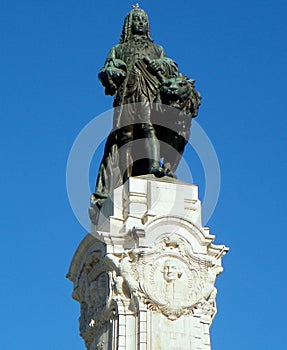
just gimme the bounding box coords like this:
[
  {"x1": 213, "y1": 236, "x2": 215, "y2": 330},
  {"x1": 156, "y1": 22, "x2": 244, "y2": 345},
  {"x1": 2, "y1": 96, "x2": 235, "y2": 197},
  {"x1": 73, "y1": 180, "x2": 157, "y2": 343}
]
[{"x1": 90, "y1": 5, "x2": 201, "y2": 220}]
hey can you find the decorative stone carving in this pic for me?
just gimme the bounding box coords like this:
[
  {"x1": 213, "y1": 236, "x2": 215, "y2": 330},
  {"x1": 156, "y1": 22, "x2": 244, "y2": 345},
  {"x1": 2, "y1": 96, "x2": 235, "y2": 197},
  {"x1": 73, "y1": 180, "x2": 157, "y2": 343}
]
[
  {"x1": 137, "y1": 234, "x2": 214, "y2": 320},
  {"x1": 97, "y1": 233, "x2": 221, "y2": 322},
  {"x1": 68, "y1": 177, "x2": 228, "y2": 350}
]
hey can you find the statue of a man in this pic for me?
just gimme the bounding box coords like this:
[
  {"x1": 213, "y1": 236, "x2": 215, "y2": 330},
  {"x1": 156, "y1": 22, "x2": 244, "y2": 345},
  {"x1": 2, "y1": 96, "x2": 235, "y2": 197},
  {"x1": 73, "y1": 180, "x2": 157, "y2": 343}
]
[
  {"x1": 89, "y1": 6, "x2": 200, "y2": 223},
  {"x1": 98, "y1": 5, "x2": 178, "y2": 179}
]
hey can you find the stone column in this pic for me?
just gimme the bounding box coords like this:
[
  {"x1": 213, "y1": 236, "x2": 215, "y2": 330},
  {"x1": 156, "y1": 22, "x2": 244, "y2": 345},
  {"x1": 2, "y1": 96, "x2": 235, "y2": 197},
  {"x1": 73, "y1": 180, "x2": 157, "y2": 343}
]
[{"x1": 67, "y1": 176, "x2": 228, "y2": 350}]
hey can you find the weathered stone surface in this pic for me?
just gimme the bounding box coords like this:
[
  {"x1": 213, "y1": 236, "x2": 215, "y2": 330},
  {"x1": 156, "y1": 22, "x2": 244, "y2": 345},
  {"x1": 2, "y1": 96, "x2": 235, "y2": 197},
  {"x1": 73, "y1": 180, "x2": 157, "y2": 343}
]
[{"x1": 67, "y1": 176, "x2": 228, "y2": 350}]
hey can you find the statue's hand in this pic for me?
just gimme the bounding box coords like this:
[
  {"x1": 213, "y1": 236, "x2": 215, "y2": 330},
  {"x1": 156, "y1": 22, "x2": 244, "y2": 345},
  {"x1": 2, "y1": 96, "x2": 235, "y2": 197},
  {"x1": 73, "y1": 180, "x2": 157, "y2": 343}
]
[
  {"x1": 99, "y1": 58, "x2": 127, "y2": 95},
  {"x1": 109, "y1": 58, "x2": 127, "y2": 85},
  {"x1": 99, "y1": 67, "x2": 126, "y2": 95},
  {"x1": 107, "y1": 67, "x2": 126, "y2": 86},
  {"x1": 148, "y1": 59, "x2": 163, "y2": 74},
  {"x1": 107, "y1": 67, "x2": 126, "y2": 80}
]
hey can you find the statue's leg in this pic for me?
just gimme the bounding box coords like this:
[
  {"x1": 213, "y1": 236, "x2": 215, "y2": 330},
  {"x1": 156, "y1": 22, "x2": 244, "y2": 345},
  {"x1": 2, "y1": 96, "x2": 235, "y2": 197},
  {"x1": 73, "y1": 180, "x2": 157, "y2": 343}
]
[
  {"x1": 129, "y1": 101, "x2": 164, "y2": 177},
  {"x1": 143, "y1": 124, "x2": 160, "y2": 169},
  {"x1": 139, "y1": 123, "x2": 165, "y2": 177},
  {"x1": 151, "y1": 108, "x2": 185, "y2": 177},
  {"x1": 116, "y1": 126, "x2": 133, "y2": 183}
]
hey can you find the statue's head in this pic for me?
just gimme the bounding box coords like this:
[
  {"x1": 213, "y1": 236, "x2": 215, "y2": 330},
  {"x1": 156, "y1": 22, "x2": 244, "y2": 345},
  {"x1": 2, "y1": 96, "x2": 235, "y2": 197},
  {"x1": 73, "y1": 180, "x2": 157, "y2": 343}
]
[{"x1": 120, "y1": 5, "x2": 152, "y2": 43}]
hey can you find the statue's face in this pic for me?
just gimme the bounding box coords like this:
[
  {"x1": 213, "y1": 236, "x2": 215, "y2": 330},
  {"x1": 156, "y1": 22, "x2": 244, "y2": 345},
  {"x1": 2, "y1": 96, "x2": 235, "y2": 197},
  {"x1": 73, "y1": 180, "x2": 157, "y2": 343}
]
[
  {"x1": 131, "y1": 12, "x2": 148, "y2": 35},
  {"x1": 163, "y1": 260, "x2": 180, "y2": 282}
]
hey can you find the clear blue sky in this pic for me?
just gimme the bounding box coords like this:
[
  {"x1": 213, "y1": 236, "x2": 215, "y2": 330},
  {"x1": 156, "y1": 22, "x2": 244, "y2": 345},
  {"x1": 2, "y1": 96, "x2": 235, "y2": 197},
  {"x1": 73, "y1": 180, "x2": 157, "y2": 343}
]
[{"x1": 1, "y1": 0, "x2": 287, "y2": 349}]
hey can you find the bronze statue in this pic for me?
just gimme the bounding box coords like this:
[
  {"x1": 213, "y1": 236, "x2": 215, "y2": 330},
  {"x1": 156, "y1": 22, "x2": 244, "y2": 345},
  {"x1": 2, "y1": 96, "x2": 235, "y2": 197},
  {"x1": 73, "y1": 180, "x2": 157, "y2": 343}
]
[{"x1": 90, "y1": 5, "x2": 201, "y2": 222}]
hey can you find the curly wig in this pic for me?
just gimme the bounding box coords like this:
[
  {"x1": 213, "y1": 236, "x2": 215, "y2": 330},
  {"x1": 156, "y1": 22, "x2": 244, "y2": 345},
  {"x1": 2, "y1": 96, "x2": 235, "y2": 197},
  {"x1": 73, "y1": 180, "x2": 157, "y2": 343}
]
[{"x1": 119, "y1": 8, "x2": 153, "y2": 43}]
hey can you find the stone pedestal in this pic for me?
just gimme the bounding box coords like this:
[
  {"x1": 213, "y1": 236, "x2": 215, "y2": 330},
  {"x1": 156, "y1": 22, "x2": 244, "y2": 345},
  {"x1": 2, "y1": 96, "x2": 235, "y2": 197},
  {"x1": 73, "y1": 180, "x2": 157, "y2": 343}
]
[{"x1": 67, "y1": 176, "x2": 228, "y2": 350}]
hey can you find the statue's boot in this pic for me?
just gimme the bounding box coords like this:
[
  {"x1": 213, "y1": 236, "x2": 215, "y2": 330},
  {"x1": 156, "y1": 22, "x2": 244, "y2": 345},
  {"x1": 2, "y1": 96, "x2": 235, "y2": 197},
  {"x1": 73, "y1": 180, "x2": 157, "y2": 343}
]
[{"x1": 145, "y1": 136, "x2": 165, "y2": 177}]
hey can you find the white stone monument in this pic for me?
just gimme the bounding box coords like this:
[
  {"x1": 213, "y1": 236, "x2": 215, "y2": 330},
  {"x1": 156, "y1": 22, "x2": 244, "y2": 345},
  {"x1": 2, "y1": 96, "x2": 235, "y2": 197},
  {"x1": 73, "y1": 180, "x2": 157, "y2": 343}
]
[{"x1": 67, "y1": 175, "x2": 228, "y2": 350}]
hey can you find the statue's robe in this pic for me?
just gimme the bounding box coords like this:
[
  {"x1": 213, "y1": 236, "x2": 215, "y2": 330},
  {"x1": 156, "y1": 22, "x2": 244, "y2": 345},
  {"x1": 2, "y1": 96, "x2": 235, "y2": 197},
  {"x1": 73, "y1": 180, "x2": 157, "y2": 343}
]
[{"x1": 99, "y1": 37, "x2": 177, "y2": 128}]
